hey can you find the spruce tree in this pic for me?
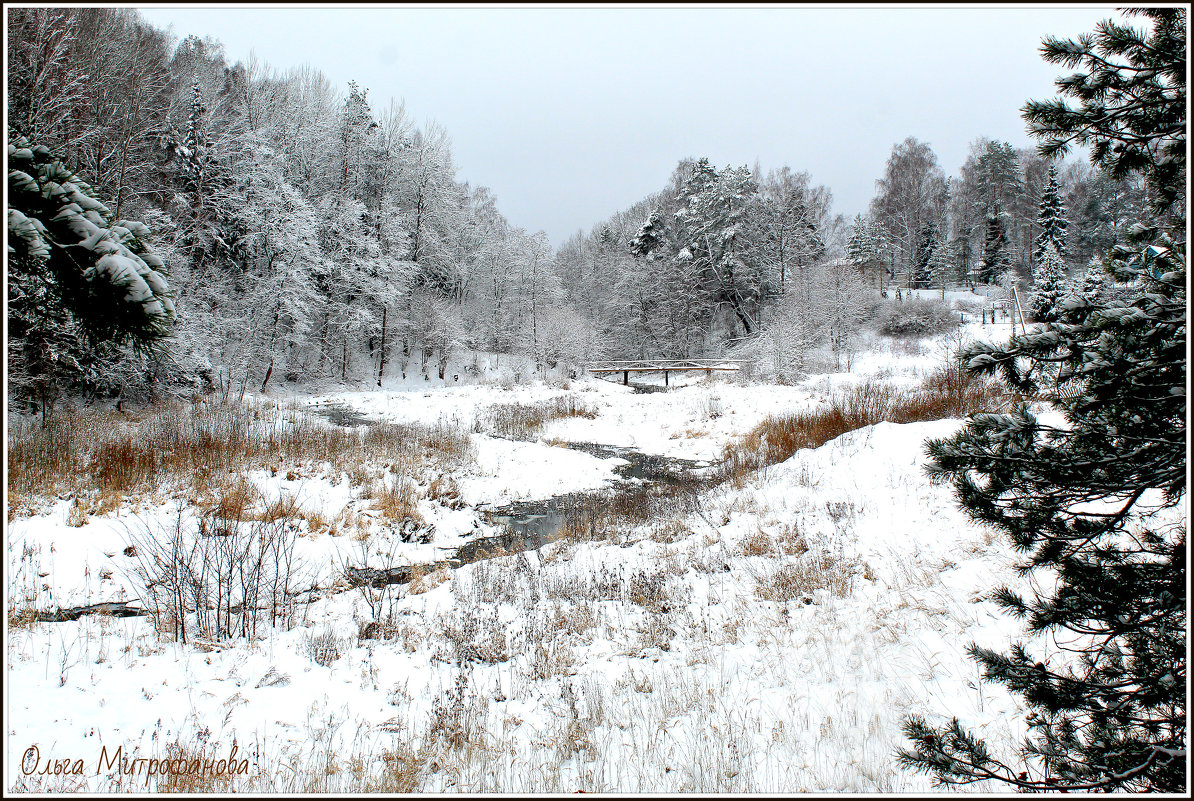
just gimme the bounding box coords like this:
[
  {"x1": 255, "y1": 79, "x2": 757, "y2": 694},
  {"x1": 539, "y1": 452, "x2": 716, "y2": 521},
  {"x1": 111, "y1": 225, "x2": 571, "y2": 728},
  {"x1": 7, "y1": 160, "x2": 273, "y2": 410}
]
[
  {"x1": 976, "y1": 207, "x2": 1011, "y2": 285},
  {"x1": 912, "y1": 223, "x2": 938, "y2": 289},
  {"x1": 1028, "y1": 241, "x2": 1068, "y2": 322},
  {"x1": 927, "y1": 234, "x2": 955, "y2": 299},
  {"x1": 8, "y1": 134, "x2": 175, "y2": 350},
  {"x1": 1078, "y1": 258, "x2": 1108, "y2": 302},
  {"x1": 898, "y1": 8, "x2": 1186, "y2": 792},
  {"x1": 1033, "y1": 164, "x2": 1068, "y2": 263},
  {"x1": 848, "y1": 215, "x2": 885, "y2": 289}
]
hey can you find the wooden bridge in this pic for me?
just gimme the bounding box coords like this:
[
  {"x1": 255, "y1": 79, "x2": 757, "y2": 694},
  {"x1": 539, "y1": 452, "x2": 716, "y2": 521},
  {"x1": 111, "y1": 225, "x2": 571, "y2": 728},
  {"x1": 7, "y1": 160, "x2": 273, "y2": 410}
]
[{"x1": 587, "y1": 359, "x2": 749, "y2": 386}]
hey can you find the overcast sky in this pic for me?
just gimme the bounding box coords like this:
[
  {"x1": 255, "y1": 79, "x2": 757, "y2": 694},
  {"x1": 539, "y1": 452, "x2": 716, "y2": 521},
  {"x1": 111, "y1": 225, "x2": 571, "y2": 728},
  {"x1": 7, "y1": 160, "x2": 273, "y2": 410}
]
[{"x1": 134, "y1": 4, "x2": 1121, "y2": 246}]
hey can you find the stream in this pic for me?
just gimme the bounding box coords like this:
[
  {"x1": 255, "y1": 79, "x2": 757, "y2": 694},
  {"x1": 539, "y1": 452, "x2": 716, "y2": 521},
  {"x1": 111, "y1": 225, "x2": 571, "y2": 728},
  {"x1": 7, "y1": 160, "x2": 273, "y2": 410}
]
[{"x1": 310, "y1": 402, "x2": 714, "y2": 582}]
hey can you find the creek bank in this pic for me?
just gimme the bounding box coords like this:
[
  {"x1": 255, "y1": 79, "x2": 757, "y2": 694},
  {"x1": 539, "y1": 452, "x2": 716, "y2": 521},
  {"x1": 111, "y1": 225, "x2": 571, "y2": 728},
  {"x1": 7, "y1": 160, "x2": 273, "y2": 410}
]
[{"x1": 309, "y1": 401, "x2": 717, "y2": 582}]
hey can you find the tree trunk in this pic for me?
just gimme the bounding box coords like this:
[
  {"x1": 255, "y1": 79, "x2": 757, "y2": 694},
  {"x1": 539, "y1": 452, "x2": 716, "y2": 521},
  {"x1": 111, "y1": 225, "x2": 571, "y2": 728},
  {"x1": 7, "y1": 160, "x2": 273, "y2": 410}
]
[
  {"x1": 377, "y1": 305, "x2": 388, "y2": 386},
  {"x1": 261, "y1": 359, "x2": 274, "y2": 393}
]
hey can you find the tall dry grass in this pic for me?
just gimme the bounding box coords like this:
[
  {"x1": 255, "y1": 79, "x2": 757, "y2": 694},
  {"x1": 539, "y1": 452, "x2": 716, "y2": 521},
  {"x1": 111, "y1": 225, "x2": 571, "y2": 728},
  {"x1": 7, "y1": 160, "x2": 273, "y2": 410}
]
[
  {"x1": 7, "y1": 399, "x2": 472, "y2": 510},
  {"x1": 477, "y1": 395, "x2": 597, "y2": 441},
  {"x1": 719, "y1": 363, "x2": 1015, "y2": 479}
]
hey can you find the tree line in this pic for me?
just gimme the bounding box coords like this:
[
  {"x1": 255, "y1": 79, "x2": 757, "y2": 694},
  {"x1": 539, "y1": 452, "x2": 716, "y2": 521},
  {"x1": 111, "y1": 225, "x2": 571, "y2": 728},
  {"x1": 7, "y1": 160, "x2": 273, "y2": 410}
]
[
  {"x1": 5, "y1": 7, "x2": 1182, "y2": 412},
  {"x1": 7, "y1": 7, "x2": 588, "y2": 413}
]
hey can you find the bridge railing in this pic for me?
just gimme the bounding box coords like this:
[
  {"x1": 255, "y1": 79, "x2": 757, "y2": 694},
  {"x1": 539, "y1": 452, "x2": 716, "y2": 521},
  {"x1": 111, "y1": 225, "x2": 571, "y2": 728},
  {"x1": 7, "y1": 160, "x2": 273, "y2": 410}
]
[{"x1": 587, "y1": 359, "x2": 749, "y2": 372}]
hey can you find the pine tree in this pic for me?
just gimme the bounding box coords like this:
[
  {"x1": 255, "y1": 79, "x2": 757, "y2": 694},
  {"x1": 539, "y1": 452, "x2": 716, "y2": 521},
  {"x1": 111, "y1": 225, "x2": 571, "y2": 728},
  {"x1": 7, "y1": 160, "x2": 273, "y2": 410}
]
[
  {"x1": 1028, "y1": 241, "x2": 1068, "y2": 322},
  {"x1": 899, "y1": 8, "x2": 1186, "y2": 792},
  {"x1": 8, "y1": 134, "x2": 176, "y2": 414},
  {"x1": 1034, "y1": 164, "x2": 1068, "y2": 263},
  {"x1": 1023, "y1": 9, "x2": 1186, "y2": 220},
  {"x1": 630, "y1": 209, "x2": 667, "y2": 260},
  {"x1": 976, "y1": 207, "x2": 1012, "y2": 284}
]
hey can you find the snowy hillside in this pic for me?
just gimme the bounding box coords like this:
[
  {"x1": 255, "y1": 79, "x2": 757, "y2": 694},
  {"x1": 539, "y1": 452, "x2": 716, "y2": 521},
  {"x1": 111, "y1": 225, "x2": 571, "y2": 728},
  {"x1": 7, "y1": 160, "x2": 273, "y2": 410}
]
[{"x1": 7, "y1": 325, "x2": 1060, "y2": 793}]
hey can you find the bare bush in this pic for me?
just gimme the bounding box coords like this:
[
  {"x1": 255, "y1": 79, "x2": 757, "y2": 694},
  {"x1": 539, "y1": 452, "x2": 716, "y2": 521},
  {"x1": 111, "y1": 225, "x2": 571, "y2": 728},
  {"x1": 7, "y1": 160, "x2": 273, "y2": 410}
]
[
  {"x1": 127, "y1": 505, "x2": 307, "y2": 643},
  {"x1": 876, "y1": 297, "x2": 957, "y2": 337},
  {"x1": 425, "y1": 672, "x2": 488, "y2": 750},
  {"x1": 303, "y1": 628, "x2": 346, "y2": 667},
  {"x1": 435, "y1": 605, "x2": 510, "y2": 665}
]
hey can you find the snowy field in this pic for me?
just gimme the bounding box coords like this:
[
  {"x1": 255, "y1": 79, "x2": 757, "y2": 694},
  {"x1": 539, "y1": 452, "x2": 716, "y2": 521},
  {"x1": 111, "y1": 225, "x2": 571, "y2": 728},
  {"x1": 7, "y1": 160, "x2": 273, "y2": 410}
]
[{"x1": 7, "y1": 324, "x2": 1061, "y2": 793}]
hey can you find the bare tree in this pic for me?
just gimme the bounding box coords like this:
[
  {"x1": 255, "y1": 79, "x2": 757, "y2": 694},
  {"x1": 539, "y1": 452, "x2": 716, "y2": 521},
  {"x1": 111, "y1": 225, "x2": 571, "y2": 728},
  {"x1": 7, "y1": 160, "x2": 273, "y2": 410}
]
[{"x1": 869, "y1": 137, "x2": 949, "y2": 286}]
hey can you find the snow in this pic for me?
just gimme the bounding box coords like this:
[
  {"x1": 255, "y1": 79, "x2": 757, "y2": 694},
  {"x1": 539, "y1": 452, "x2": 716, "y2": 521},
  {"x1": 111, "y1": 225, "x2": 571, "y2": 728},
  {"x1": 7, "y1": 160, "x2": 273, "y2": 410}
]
[{"x1": 7, "y1": 328, "x2": 1124, "y2": 792}]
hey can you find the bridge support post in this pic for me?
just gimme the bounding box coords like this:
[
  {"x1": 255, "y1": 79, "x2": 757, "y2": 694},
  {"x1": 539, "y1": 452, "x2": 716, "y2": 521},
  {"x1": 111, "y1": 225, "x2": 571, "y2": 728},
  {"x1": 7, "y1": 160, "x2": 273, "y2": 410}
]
[
  {"x1": 664, "y1": 370, "x2": 669, "y2": 387},
  {"x1": 623, "y1": 370, "x2": 629, "y2": 386}
]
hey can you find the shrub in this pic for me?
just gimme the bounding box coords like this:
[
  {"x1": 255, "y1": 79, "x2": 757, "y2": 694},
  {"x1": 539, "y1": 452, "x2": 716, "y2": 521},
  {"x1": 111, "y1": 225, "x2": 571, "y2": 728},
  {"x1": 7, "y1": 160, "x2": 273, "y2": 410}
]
[{"x1": 876, "y1": 297, "x2": 958, "y2": 337}]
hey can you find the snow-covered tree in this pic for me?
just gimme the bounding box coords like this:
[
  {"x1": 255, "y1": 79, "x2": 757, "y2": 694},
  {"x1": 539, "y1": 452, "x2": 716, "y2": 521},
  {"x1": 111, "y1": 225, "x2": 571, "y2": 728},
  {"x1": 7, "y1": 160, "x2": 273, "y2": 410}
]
[
  {"x1": 747, "y1": 289, "x2": 825, "y2": 382},
  {"x1": 1075, "y1": 258, "x2": 1108, "y2": 302},
  {"x1": 1033, "y1": 164, "x2": 1068, "y2": 263},
  {"x1": 901, "y1": 8, "x2": 1186, "y2": 791},
  {"x1": 676, "y1": 160, "x2": 763, "y2": 336},
  {"x1": 812, "y1": 259, "x2": 873, "y2": 370},
  {"x1": 927, "y1": 233, "x2": 956, "y2": 298},
  {"x1": 912, "y1": 222, "x2": 940, "y2": 288},
  {"x1": 1029, "y1": 241, "x2": 1068, "y2": 322},
  {"x1": 749, "y1": 166, "x2": 830, "y2": 295},
  {"x1": 869, "y1": 137, "x2": 949, "y2": 285},
  {"x1": 8, "y1": 135, "x2": 175, "y2": 413},
  {"x1": 975, "y1": 207, "x2": 1013, "y2": 285}
]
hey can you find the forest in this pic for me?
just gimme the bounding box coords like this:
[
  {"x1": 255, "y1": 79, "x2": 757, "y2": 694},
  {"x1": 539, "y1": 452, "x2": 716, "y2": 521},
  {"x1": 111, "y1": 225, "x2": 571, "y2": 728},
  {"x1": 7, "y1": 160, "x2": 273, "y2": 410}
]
[{"x1": 7, "y1": 6, "x2": 1176, "y2": 412}]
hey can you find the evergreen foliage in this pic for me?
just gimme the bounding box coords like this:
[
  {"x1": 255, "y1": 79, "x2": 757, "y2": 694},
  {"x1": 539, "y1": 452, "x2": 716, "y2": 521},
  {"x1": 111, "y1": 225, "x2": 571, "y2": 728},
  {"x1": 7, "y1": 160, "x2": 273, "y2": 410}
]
[
  {"x1": 976, "y1": 207, "x2": 1012, "y2": 284},
  {"x1": 1077, "y1": 258, "x2": 1108, "y2": 302},
  {"x1": 1028, "y1": 241, "x2": 1068, "y2": 322},
  {"x1": 926, "y1": 233, "x2": 955, "y2": 296},
  {"x1": 1034, "y1": 164, "x2": 1068, "y2": 262},
  {"x1": 846, "y1": 214, "x2": 880, "y2": 273},
  {"x1": 899, "y1": 8, "x2": 1186, "y2": 792},
  {"x1": 912, "y1": 223, "x2": 939, "y2": 288},
  {"x1": 8, "y1": 134, "x2": 176, "y2": 412},
  {"x1": 1023, "y1": 8, "x2": 1186, "y2": 220}
]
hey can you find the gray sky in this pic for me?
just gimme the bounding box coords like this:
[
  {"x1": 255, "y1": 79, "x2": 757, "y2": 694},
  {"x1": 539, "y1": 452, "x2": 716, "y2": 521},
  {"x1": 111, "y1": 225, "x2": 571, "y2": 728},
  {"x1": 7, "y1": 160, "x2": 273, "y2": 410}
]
[{"x1": 135, "y1": 4, "x2": 1121, "y2": 245}]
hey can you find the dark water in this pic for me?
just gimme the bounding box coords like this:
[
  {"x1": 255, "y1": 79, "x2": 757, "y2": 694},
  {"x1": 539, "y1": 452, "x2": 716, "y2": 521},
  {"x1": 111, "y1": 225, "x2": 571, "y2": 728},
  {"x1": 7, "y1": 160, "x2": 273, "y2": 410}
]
[
  {"x1": 310, "y1": 402, "x2": 378, "y2": 427},
  {"x1": 476, "y1": 442, "x2": 709, "y2": 545}
]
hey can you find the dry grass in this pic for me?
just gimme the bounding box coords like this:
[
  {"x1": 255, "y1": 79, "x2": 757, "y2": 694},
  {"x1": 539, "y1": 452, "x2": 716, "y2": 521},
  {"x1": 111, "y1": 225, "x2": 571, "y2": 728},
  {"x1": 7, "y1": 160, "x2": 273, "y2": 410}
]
[
  {"x1": 256, "y1": 490, "x2": 303, "y2": 524},
  {"x1": 374, "y1": 479, "x2": 422, "y2": 524},
  {"x1": 154, "y1": 742, "x2": 240, "y2": 793},
  {"x1": 751, "y1": 551, "x2": 858, "y2": 602},
  {"x1": 6, "y1": 399, "x2": 473, "y2": 514},
  {"x1": 719, "y1": 364, "x2": 1013, "y2": 479},
  {"x1": 362, "y1": 744, "x2": 424, "y2": 792},
  {"x1": 407, "y1": 565, "x2": 450, "y2": 595},
  {"x1": 477, "y1": 395, "x2": 597, "y2": 441},
  {"x1": 436, "y1": 605, "x2": 510, "y2": 665},
  {"x1": 303, "y1": 628, "x2": 347, "y2": 667}
]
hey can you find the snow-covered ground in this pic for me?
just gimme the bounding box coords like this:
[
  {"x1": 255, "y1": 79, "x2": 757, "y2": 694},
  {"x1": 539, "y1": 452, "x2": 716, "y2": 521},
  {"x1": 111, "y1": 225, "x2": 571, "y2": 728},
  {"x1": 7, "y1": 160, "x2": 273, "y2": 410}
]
[{"x1": 7, "y1": 325, "x2": 1056, "y2": 792}]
